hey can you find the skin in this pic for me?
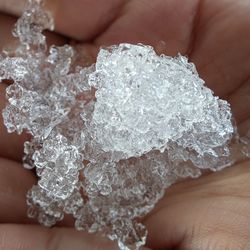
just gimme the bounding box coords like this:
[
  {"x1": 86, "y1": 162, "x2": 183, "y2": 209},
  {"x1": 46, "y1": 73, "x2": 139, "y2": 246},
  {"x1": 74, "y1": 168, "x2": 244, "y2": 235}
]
[{"x1": 0, "y1": 0, "x2": 249, "y2": 249}]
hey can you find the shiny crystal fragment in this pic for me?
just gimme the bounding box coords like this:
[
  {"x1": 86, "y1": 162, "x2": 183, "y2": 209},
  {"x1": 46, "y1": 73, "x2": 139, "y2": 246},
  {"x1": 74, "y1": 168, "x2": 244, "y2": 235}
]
[
  {"x1": 0, "y1": 57, "x2": 28, "y2": 81},
  {"x1": 34, "y1": 135, "x2": 82, "y2": 199},
  {"x1": 13, "y1": 0, "x2": 54, "y2": 48},
  {"x1": 89, "y1": 43, "x2": 234, "y2": 159}
]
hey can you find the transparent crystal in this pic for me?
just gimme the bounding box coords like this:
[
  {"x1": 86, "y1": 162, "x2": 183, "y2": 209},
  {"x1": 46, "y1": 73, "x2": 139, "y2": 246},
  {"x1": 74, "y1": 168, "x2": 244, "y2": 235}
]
[
  {"x1": 0, "y1": 1, "x2": 249, "y2": 250},
  {"x1": 89, "y1": 44, "x2": 233, "y2": 159},
  {"x1": 13, "y1": 0, "x2": 54, "y2": 49}
]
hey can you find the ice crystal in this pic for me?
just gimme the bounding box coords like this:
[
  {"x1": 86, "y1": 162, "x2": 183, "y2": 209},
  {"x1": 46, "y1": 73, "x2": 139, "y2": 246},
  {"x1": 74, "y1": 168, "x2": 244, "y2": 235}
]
[
  {"x1": 0, "y1": 1, "x2": 249, "y2": 250},
  {"x1": 89, "y1": 44, "x2": 233, "y2": 159}
]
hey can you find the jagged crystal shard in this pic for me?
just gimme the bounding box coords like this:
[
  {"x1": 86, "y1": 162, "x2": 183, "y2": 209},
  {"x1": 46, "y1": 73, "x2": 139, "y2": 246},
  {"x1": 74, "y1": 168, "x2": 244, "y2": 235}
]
[
  {"x1": 89, "y1": 44, "x2": 234, "y2": 159},
  {"x1": 13, "y1": 0, "x2": 54, "y2": 48}
]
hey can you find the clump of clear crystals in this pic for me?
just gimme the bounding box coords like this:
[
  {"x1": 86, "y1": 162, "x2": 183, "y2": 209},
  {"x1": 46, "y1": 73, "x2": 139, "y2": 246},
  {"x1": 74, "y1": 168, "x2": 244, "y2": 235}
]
[
  {"x1": 89, "y1": 44, "x2": 233, "y2": 159},
  {"x1": 1, "y1": 1, "x2": 249, "y2": 249}
]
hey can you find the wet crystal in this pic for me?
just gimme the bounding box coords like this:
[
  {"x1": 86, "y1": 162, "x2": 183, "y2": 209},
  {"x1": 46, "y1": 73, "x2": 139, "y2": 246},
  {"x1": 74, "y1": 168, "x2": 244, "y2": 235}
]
[
  {"x1": 89, "y1": 44, "x2": 233, "y2": 159},
  {"x1": 0, "y1": 1, "x2": 249, "y2": 250}
]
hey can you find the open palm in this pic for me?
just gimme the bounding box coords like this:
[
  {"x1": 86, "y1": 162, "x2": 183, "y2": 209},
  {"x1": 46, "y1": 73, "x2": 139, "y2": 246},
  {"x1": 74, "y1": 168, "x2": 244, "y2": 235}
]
[{"x1": 0, "y1": 0, "x2": 249, "y2": 249}]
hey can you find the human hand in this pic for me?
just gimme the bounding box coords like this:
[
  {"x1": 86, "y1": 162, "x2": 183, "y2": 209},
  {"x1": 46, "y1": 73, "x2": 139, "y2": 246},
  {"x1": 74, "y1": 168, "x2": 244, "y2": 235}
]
[{"x1": 0, "y1": 0, "x2": 250, "y2": 249}]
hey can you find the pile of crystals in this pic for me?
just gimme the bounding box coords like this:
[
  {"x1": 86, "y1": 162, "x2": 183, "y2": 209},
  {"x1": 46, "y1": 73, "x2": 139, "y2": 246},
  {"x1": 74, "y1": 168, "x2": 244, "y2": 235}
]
[{"x1": 0, "y1": 1, "x2": 249, "y2": 249}]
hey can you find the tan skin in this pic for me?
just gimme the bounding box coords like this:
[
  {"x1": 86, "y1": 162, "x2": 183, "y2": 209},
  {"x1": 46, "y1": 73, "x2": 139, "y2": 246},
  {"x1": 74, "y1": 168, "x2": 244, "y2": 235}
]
[{"x1": 0, "y1": 0, "x2": 249, "y2": 249}]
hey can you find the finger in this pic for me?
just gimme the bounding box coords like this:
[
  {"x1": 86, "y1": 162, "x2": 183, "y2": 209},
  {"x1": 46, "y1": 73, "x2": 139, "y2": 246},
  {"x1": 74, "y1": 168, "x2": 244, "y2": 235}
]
[
  {"x1": 0, "y1": 224, "x2": 118, "y2": 250},
  {"x1": 228, "y1": 78, "x2": 250, "y2": 124},
  {"x1": 94, "y1": 0, "x2": 199, "y2": 56},
  {"x1": 0, "y1": 157, "x2": 36, "y2": 223},
  {"x1": 0, "y1": 0, "x2": 127, "y2": 41},
  {"x1": 144, "y1": 160, "x2": 250, "y2": 249},
  {"x1": 238, "y1": 117, "x2": 250, "y2": 136},
  {"x1": 0, "y1": 0, "x2": 26, "y2": 16},
  {"x1": 0, "y1": 13, "x2": 19, "y2": 50},
  {"x1": 0, "y1": 12, "x2": 67, "y2": 51},
  {"x1": 0, "y1": 224, "x2": 151, "y2": 250},
  {"x1": 189, "y1": 0, "x2": 250, "y2": 98},
  {"x1": 0, "y1": 13, "x2": 66, "y2": 52}
]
